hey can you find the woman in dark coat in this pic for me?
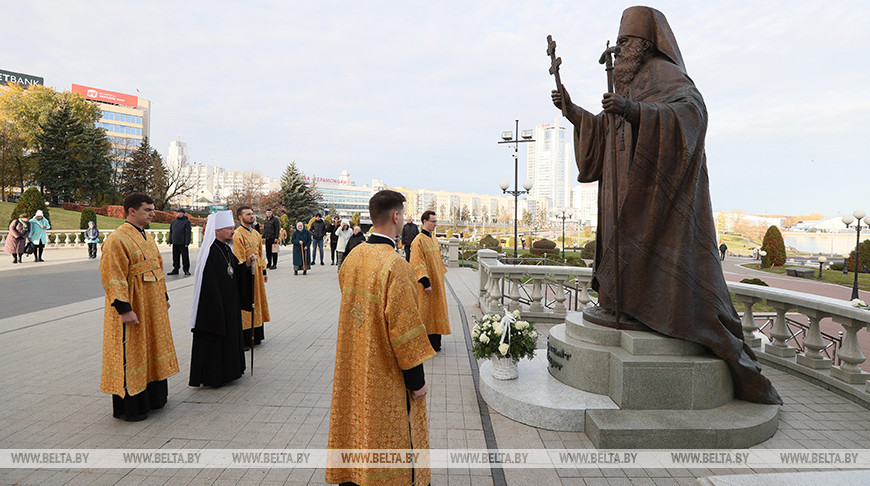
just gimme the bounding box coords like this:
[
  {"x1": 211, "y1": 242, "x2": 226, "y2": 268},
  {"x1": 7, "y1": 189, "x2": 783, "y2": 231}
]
[
  {"x1": 5, "y1": 214, "x2": 29, "y2": 264},
  {"x1": 345, "y1": 225, "x2": 367, "y2": 256},
  {"x1": 291, "y1": 222, "x2": 312, "y2": 275}
]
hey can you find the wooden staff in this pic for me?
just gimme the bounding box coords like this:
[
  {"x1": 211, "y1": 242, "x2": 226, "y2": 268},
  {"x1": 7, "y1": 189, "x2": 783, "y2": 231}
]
[
  {"x1": 250, "y1": 253, "x2": 256, "y2": 376},
  {"x1": 599, "y1": 40, "x2": 622, "y2": 324}
]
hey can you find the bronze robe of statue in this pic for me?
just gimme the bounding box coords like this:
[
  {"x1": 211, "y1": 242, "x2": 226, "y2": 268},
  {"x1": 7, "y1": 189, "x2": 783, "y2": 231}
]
[{"x1": 574, "y1": 54, "x2": 781, "y2": 405}]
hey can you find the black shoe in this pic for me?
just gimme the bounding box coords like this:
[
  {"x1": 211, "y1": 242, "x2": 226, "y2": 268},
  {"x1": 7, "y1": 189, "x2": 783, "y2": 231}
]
[
  {"x1": 303, "y1": 270, "x2": 307, "y2": 275},
  {"x1": 184, "y1": 271, "x2": 191, "y2": 276},
  {"x1": 167, "y1": 270, "x2": 179, "y2": 275},
  {"x1": 115, "y1": 413, "x2": 147, "y2": 422},
  {"x1": 294, "y1": 270, "x2": 298, "y2": 275},
  {"x1": 320, "y1": 261, "x2": 324, "y2": 265}
]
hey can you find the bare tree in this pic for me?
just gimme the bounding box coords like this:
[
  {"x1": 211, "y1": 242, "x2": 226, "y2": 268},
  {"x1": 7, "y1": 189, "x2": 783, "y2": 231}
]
[
  {"x1": 227, "y1": 171, "x2": 265, "y2": 211},
  {"x1": 153, "y1": 152, "x2": 193, "y2": 210}
]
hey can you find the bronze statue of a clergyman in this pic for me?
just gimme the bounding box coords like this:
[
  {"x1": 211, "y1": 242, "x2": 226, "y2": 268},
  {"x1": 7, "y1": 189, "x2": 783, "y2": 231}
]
[{"x1": 549, "y1": 6, "x2": 782, "y2": 405}]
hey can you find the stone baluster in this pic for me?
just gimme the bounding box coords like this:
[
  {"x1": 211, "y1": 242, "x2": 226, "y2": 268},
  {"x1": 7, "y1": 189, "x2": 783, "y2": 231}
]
[
  {"x1": 506, "y1": 274, "x2": 521, "y2": 312},
  {"x1": 830, "y1": 317, "x2": 869, "y2": 384},
  {"x1": 764, "y1": 300, "x2": 796, "y2": 358},
  {"x1": 553, "y1": 275, "x2": 567, "y2": 316},
  {"x1": 577, "y1": 278, "x2": 592, "y2": 308},
  {"x1": 530, "y1": 277, "x2": 544, "y2": 312},
  {"x1": 795, "y1": 307, "x2": 832, "y2": 370},
  {"x1": 477, "y1": 250, "x2": 500, "y2": 303},
  {"x1": 447, "y1": 238, "x2": 459, "y2": 268},
  {"x1": 489, "y1": 272, "x2": 503, "y2": 309},
  {"x1": 735, "y1": 295, "x2": 762, "y2": 347}
]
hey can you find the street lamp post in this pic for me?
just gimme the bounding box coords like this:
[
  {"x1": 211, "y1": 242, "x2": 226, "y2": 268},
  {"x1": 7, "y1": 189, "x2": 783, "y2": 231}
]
[
  {"x1": 759, "y1": 250, "x2": 767, "y2": 270},
  {"x1": 498, "y1": 120, "x2": 535, "y2": 259},
  {"x1": 554, "y1": 208, "x2": 575, "y2": 261},
  {"x1": 842, "y1": 210, "x2": 867, "y2": 300},
  {"x1": 817, "y1": 256, "x2": 827, "y2": 280}
]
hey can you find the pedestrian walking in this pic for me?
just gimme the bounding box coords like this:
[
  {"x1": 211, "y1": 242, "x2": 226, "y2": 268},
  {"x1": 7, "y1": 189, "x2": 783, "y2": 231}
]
[
  {"x1": 328, "y1": 216, "x2": 341, "y2": 265},
  {"x1": 167, "y1": 210, "x2": 192, "y2": 275},
  {"x1": 334, "y1": 222, "x2": 352, "y2": 269},
  {"x1": 344, "y1": 225, "x2": 366, "y2": 257},
  {"x1": 401, "y1": 216, "x2": 419, "y2": 262},
  {"x1": 85, "y1": 221, "x2": 100, "y2": 259},
  {"x1": 310, "y1": 213, "x2": 327, "y2": 265},
  {"x1": 292, "y1": 222, "x2": 312, "y2": 275},
  {"x1": 28, "y1": 210, "x2": 50, "y2": 262},
  {"x1": 261, "y1": 209, "x2": 281, "y2": 269},
  {"x1": 5, "y1": 214, "x2": 29, "y2": 264}
]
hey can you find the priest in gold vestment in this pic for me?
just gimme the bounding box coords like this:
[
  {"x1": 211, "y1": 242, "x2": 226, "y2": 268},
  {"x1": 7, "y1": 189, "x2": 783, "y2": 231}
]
[
  {"x1": 327, "y1": 190, "x2": 436, "y2": 486},
  {"x1": 409, "y1": 210, "x2": 451, "y2": 352},
  {"x1": 100, "y1": 194, "x2": 179, "y2": 422},
  {"x1": 233, "y1": 206, "x2": 270, "y2": 346}
]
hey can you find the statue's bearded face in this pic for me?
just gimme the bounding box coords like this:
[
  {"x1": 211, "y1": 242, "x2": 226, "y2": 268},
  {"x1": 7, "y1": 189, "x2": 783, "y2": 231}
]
[{"x1": 614, "y1": 36, "x2": 649, "y2": 94}]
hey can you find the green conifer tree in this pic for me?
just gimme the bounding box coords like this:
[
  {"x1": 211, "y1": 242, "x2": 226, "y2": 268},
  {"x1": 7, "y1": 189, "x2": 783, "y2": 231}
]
[
  {"x1": 761, "y1": 225, "x2": 786, "y2": 268},
  {"x1": 10, "y1": 186, "x2": 49, "y2": 223},
  {"x1": 280, "y1": 162, "x2": 322, "y2": 224}
]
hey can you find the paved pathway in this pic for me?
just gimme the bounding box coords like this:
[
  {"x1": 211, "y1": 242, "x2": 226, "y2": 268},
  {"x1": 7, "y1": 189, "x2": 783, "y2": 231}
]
[{"x1": 1, "y1": 254, "x2": 869, "y2": 485}]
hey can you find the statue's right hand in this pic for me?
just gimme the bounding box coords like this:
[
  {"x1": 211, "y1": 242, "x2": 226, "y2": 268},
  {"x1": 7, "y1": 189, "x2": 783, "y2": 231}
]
[{"x1": 551, "y1": 87, "x2": 571, "y2": 109}]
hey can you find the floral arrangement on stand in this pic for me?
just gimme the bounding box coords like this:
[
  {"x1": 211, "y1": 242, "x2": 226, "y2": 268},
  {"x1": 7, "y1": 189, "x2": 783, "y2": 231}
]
[
  {"x1": 852, "y1": 299, "x2": 870, "y2": 310},
  {"x1": 472, "y1": 309, "x2": 537, "y2": 380}
]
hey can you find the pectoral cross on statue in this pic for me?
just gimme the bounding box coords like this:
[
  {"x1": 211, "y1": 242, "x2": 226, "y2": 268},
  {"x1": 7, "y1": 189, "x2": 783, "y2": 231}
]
[{"x1": 547, "y1": 35, "x2": 567, "y2": 117}]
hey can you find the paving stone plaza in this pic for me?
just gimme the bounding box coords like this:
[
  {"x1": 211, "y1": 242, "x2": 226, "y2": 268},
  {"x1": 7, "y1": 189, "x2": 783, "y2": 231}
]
[{"x1": 1, "y1": 248, "x2": 870, "y2": 485}]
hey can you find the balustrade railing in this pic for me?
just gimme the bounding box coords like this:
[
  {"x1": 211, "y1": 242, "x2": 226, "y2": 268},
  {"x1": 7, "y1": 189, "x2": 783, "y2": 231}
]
[
  {"x1": 726, "y1": 281, "x2": 870, "y2": 390},
  {"x1": 1, "y1": 228, "x2": 202, "y2": 248},
  {"x1": 477, "y1": 249, "x2": 595, "y2": 324},
  {"x1": 477, "y1": 249, "x2": 870, "y2": 392}
]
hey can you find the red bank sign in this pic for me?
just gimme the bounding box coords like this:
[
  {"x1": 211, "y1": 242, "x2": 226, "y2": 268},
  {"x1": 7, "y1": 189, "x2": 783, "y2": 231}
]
[{"x1": 71, "y1": 84, "x2": 138, "y2": 107}]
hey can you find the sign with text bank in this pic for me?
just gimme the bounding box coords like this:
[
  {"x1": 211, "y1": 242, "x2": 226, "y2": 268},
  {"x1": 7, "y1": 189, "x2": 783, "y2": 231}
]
[{"x1": 71, "y1": 84, "x2": 138, "y2": 107}]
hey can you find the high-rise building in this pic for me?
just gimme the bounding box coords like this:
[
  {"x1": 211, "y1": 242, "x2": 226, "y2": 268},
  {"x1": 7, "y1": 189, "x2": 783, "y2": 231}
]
[
  {"x1": 74, "y1": 84, "x2": 150, "y2": 162},
  {"x1": 526, "y1": 117, "x2": 572, "y2": 212},
  {"x1": 572, "y1": 183, "x2": 599, "y2": 228}
]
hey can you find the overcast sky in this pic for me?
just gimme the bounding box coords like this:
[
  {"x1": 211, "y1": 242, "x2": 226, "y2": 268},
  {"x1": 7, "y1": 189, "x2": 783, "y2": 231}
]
[{"x1": 6, "y1": 1, "x2": 868, "y2": 217}]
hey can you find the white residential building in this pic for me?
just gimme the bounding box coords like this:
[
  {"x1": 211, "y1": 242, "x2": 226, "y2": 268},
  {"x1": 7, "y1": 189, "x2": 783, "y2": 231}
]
[{"x1": 526, "y1": 118, "x2": 572, "y2": 212}]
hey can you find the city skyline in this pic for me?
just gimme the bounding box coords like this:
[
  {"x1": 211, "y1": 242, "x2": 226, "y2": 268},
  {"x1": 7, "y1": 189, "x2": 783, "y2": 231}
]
[{"x1": 5, "y1": 1, "x2": 867, "y2": 216}]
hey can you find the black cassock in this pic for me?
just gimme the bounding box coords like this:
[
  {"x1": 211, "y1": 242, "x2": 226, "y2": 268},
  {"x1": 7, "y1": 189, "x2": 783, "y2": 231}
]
[{"x1": 189, "y1": 240, "x2": 251, "y2": 387}]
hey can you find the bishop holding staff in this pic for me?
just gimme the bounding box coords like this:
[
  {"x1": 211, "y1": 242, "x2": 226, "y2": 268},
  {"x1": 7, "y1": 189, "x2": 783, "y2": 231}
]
[
  {"x1": 100, "y1": 193, "x2": 179, "y2": 422},
  {"x1": 188, "y1": 210, "x2": 253, "y2": 387},
  {"x1": 409, "y1": 210, "x2": 451, "y2": 351},
  {"x1": 551, "y1": 6, "x2": 780, "y2": 404},
  {"x1": 233, "y1": 206, "x2": 270, "y2": 346},
  {"x1": 326, "y1": 190, "x2": 436, "y2": 486}
]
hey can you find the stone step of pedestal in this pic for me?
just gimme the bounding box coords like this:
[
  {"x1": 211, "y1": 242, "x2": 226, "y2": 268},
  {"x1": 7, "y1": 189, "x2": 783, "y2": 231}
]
[
  {"x1": 585, "y1": 400, "x2": 780, "y2": 449},
  {"x1": 566, "y1": 311, "x2": 707, "y2": 356},
  {"x1": 479, "y1": 352, "x2": 618, "y2": 432},
  {"x1": 548, "y1": 324, "x2": 733, "y2": 409}
]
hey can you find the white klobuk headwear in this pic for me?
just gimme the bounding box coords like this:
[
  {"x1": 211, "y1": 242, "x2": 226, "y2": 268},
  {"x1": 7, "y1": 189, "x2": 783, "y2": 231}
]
[{"x1": 190, "y1": 210, "x2": 235, "y2": 329}]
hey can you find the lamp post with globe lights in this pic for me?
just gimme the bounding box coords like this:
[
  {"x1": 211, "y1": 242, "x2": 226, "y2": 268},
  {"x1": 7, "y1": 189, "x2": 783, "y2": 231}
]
[
  {"x1": 842, "y1": 210, "x2": 867, "y2": 300},
  {"x1": 498, "y1": 120, "x2": 535, "y2": 259},
  {"x1": 817, "y1": 256, "x2": 827, "y2": 280},
  {"x1": 759, "y1": 250, "x2": 767, "y2": 269}
]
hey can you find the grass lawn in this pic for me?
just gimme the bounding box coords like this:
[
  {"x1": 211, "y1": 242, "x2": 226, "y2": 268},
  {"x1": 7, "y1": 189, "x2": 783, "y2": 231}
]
[
  {"x1": 1, "y1": 201, "x2": 169, "y2": 230},
  {"x1": 743, "y1": 262, "x2": 870, "y2": 292}
]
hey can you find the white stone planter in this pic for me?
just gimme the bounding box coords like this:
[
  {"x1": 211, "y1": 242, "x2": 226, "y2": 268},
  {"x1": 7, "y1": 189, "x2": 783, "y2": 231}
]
[{"x1": 490, "y1": 356, "x2": 518, "y2": 380}]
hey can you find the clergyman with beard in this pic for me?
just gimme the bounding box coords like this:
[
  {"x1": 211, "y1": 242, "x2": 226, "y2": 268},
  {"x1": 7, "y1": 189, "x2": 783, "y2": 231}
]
[{"x1": 551, "y1": 6, "x2": 781, "y2": 405}]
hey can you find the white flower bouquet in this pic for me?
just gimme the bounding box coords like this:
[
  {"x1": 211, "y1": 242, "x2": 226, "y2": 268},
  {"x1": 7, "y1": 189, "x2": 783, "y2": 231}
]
[
  {"x1": 471, "y1": 310, "x2": 537, "y2": 363},
  {"x1": 852, "y1": 299, "x2": 869, "y2": 310}
]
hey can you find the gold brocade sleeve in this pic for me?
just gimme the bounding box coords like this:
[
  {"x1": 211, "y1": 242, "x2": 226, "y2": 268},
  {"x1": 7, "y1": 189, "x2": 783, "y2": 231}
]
[
  {"x1": 100, "y1": 234, "x2": 130, "y2": 305},
  {"x1": 409, "y1": 235, "x2": 429, "y2": 283},
  {"x1": 385, "y1": 257, "x2": 435, "y2": 370}
]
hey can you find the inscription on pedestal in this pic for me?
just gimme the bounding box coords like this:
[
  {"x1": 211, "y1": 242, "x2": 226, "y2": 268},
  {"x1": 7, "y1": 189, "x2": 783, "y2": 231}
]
[{"x1": 547, "y1": 341, "x2": 572, "y2": 370}]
